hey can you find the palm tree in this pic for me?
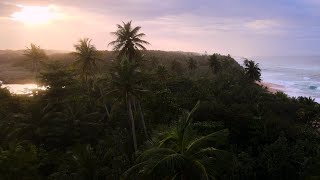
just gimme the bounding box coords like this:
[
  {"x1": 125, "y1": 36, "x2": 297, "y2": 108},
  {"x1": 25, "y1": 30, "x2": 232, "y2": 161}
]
[
  {"x1": 108, "y1": 21, "x2": 150, "y2": 62},
  {"x1": 156, "y1": 65, "x2": 168, "y2": 82},
  {"x1": 124, "y1": 102, "x2": 231, "y2": 179},
  {"x1": 243, "y1": 59, "x2": 261, "y2": 82},
  {"x1": 73, "y1": 38, "x2": 100, "y2": 85},
  {"x1": 208, "y1": 54, "x2": 221, "y2": 74},
  {"x1": 187, "y1": 57, "x2": 198, "y2": 72},
  {"x1": 109, "y1": 58, "x2": 147, "y2": 152},
  {"x1": 170, "y1": 60, "x2": 183, "y2": 75},
  {"x1": 24, "y1": 43, "x2": 47, "y2": 75}
]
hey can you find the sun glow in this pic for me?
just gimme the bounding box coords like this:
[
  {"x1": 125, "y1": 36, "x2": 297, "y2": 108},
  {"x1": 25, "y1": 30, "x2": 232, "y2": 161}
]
[{"x1": 11, "y1": 5, "x2": 63, "y2": 25}]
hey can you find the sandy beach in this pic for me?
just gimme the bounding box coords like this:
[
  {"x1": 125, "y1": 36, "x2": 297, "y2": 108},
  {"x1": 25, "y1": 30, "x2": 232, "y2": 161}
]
[{"x1": 257, "y1": 81, "x2": 285, "y2": 93}]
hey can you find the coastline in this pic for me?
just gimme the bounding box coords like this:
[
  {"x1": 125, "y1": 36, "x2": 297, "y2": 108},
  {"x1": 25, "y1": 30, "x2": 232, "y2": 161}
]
[
  {"x1": 258, "y1": 81, "x2": 320, "y2": 103},
  {"x1": 257, "y1": 81, "x2": 284, "y2": 94}
]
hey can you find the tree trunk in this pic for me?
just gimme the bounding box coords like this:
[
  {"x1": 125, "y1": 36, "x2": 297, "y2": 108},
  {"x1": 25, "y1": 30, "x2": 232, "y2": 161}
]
[
  {"x1": 127, "y1": 93, "x2": 138, "y2": 152},
  {"x1": 99, "y1": 87, "x2": 110, "y2": 121},
  {"x1": 137, "y1": 100, "x2": 148, "y2": 139},
  {"x1": 132, "y1": 96, "x2": 137, "y2": 113}
]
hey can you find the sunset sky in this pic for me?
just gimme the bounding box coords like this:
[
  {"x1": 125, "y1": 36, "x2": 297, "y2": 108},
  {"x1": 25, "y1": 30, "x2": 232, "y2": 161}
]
[{"x1": 1, "y1": 0, "x2": 320, "y2": 56}]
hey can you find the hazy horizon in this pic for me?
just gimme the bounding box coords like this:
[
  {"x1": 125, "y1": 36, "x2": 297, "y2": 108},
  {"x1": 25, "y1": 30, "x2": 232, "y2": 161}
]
[
  {"x1": 2, "y1": 49, "x2": 320, "y2": 59},
  {"x1": 1, "y1": 0, "x2": 320, "y2": 57}
]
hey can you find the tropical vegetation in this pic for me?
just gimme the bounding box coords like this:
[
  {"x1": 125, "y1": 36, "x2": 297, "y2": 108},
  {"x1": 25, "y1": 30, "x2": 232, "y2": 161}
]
[{"x1": 0, "y1": 21, "x2": 319, "y2": 180}]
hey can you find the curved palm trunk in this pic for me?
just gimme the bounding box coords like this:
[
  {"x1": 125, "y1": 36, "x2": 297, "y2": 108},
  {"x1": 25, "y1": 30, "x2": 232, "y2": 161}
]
[
  {"x1": 127, "y1": 93, "x2": 138, "y2": 152},
  {"x1": 137, "y1": 100, "x2": 148, "y2": 139}
]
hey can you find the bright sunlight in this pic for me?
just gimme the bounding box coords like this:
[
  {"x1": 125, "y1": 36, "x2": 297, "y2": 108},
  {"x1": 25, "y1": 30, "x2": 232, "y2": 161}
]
[{"x1": 11, "y1": 5, "x2": 63, "y2": 25}]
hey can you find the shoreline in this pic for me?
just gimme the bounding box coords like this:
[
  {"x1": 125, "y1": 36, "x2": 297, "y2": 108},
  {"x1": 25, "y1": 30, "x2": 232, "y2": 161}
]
[
  {"x1": 258, "y1": 81, "x2": 320, "y2": 103},
  {"x1": 257, "y1": 81, "x2": 285, "y2": 94}
]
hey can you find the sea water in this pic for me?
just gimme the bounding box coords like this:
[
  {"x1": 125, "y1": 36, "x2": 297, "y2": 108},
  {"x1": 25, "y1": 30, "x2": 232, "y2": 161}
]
[
  {"x1": 0, "y1": 80, "x2": 45, "y2": 95},
  {"x1": 237, "y1": 56, "x2": 320, "y2": 103}
]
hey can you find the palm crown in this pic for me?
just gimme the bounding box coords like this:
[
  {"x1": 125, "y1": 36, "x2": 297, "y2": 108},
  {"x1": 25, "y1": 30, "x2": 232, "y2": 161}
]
[
  {"x1": 73, "y1": 38, "x2": 100, "y2": 83},
  {"x1": 24, "y1": 43, "x2": 47, "y2": 74},
  {"x1": 243, "y1": 59, "x2": 261, "y2": 82},
  {"x1": 124, "y1": 102, "x2": 231, "y2": 180},
  {"x1": 109, "y1": 21, "x2": 150, "y2": 61}
]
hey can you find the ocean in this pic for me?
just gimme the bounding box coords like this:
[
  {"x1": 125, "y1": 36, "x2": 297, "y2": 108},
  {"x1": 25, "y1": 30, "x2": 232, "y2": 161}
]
[{"x1": 236, "y1": 56, "x2": 320, "y2": 103}]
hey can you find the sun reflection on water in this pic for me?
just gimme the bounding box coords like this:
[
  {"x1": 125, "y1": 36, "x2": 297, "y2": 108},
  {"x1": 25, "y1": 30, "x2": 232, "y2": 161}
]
[{"x1": 1, "y1": 83, "x2": 46, "y2": 95}]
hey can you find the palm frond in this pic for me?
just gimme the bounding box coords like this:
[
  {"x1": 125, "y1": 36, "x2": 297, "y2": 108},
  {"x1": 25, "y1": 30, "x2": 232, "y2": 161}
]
[
  {"x1": 150, "y1": 153, "x2": 187, "y2": 179},
  {"x1": 186, "y1": 129, "x2": 229, "y2": 155},
  {"x1": 136, "y1": 148, "x2": 177, "y2": 163}
]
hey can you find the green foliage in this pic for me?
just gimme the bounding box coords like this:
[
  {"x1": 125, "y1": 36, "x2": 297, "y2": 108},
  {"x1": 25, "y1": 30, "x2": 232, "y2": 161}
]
[
  {"x1": 124, "y1": 102, "x2": 232, "y2": 179},
  {"x1": 109, "y1": 21, "x2": 150, "y2": 61},
  {"x1": 1, "y1": 23, "x2": 320, "y2": 180},
  {"x1": 208, "y1": 53, "x2": 221, "y2": 74},
  {"x1": 50, "y1": 143, "x2": 129, "y2": 180},
  {"x1": 0, "y1": 87, "x2": 14, "y2": 118},
  {"x1": 170, "y1": 59, "x2": 184, "y2": 75},
  {"x1": 73, "y1": 38, "x2": 100, "y2": 84},
  {"x1": 24, "y1": 43, "x2": 48, "y2": 74},
  {"x1": 187, "y1": 57, "x2": 198, "y2": 72},
  {"x1": 0, "y1": 144, "x2": 42, "y2": 180},
  {"x1": 243, "y1": 59, "x2": 261, "y2": 82}
]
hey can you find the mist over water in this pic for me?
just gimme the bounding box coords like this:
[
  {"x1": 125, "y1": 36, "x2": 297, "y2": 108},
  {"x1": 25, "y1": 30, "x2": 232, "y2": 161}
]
[{"x1": 238, "y1": 56, "x2": 320, "y2": 102}]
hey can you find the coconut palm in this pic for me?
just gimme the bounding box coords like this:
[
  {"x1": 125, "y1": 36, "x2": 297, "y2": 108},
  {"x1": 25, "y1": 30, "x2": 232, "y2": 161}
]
[
  {"x1": 170, "y1": 60, "x2": 184, "y2": 75},
  {"x1": 156, "y1": 65, "x2": 168, "y2": 82},
  {"x1": 73, "y1": 38, "x2": 100, "y2": 84},
  {"x1": 109, "y1": 21, "x2": 150, "y2": 61},
  {"x1": 109, "y1": 58, "x2": 147, "y2": 152},
  {"x1": 243, "y1": 59, "x2": 261, "y2": 82},
  {"x1": 187, "y1": 57, "x2": 198, "y2": 72},
  {"x1": 208, "y1": 54, "x2": 221, "y2": 74},
  {"x1": 24, "y1": 43, "x2": 47, "y2": 75},
  {"x1": 123, "y1": 102, "x2": 231, "y2": 179}
]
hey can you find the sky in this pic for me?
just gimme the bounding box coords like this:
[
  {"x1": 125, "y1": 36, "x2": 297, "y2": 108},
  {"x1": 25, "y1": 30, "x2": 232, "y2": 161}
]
[{"x1": 0, "y1": 0, "x2": 320, "y2": 56}]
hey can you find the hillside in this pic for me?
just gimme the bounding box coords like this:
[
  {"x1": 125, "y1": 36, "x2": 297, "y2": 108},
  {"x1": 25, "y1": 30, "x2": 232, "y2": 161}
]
[{"x1": 0, "y1": 50, "x2": 241, "y2": 83}]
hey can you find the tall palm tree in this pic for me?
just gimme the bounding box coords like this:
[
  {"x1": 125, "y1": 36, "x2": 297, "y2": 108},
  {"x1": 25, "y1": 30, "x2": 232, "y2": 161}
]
[
  {"x1": 108, "y1": 21, "x2": 150, "y2": 62},
  {"x1": 24, "y1": 43, "x2": 47, "y2": 75},
  {"x1": 124, "y1": 102, "x2": 231, "y2": 179},
  {"x1": 187, "y1": 57, "x2": 198, "y2": 72},
  {"x1": 243, "y1": 59, "x2": 261, "y2": 82},
  {"x1": 109, "y1": 58, "x2": 147, "y2": 152},
  {"x1": 208, "y1": 54, "x2": 221, "y2": 74},
  {"x1": 73, "y1": 38, "x2": 100, "y2": 84}
]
